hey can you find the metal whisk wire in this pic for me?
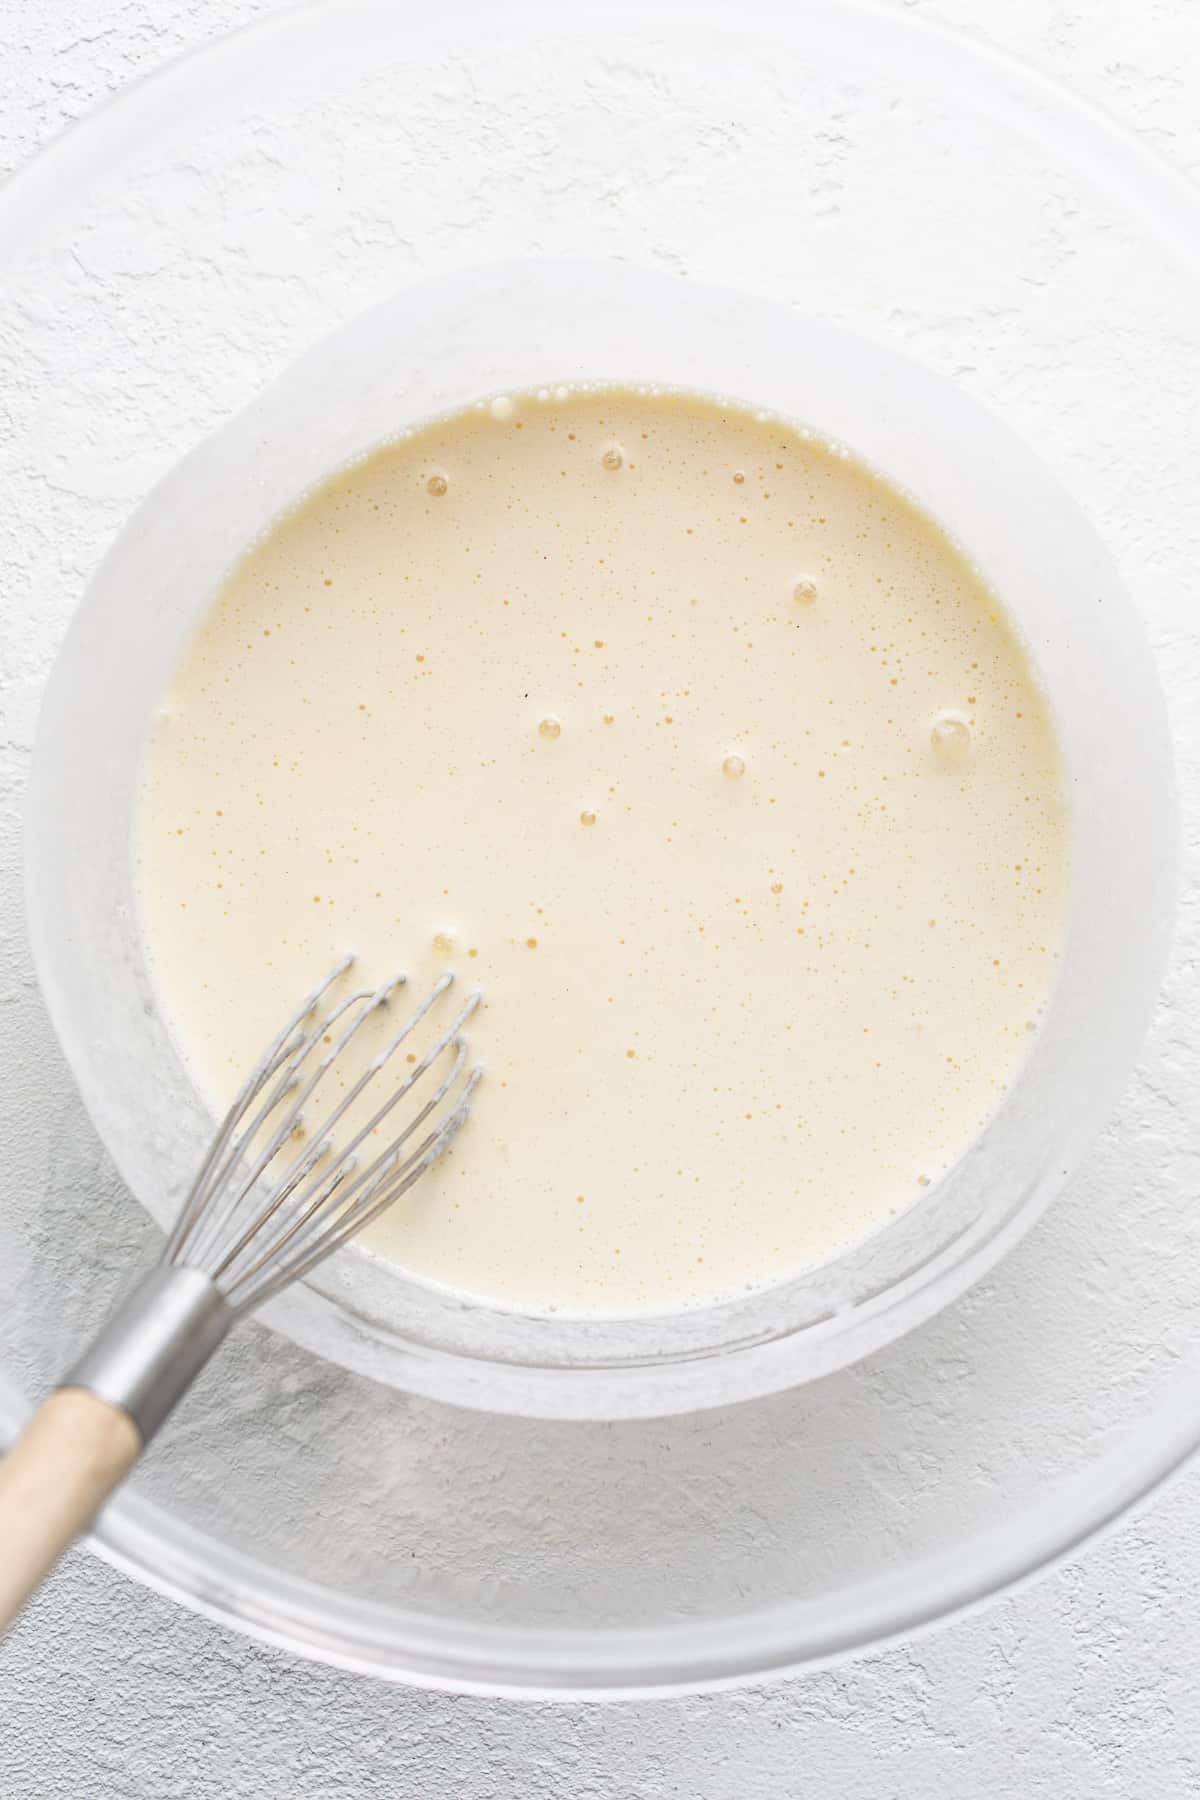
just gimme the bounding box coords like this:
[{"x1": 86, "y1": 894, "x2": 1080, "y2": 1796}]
[{"x1": 167, "y1": 958, "x2": 481, "y2": 1313}]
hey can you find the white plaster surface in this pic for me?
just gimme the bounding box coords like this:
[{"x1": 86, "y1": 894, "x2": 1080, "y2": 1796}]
[{"x1": 3, "y1": 0, "x2": 1200, "y2": 1792}]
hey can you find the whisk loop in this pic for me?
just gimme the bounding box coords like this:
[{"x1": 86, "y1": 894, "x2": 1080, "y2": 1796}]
[
  {"x1": 168, "y1": 960, "x2": 480, "y2": 1310},
  {"x1": 64, "y1": 958, "x2": 481, "y2": 1439}
]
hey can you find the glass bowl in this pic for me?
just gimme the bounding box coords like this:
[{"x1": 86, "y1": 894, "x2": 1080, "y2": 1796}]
[{"x1": 1, "y1": 0, "x2": 1197, "y2": 1695}]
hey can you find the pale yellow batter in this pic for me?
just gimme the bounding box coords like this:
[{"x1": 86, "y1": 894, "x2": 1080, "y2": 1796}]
[{"x1": 137, "y1": 387, "x2": 1067, "y2": 1314}]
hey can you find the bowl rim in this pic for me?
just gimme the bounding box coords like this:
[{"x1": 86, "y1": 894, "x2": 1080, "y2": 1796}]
[{"x1": 45, "y1": 1366, "x2": 1200, "y2": 1696}]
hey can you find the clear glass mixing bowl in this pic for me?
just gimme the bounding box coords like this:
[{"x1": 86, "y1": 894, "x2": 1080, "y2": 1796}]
[{"x1": 1, "y1": 0, "x2": 1197, "y2": 1695}]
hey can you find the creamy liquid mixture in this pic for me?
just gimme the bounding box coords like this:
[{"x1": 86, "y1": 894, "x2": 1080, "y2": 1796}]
[{"x1": 138, "y1": 387, "x2": 1067, "y2": 1314}]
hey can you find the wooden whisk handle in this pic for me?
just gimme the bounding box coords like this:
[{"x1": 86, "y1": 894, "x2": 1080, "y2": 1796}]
[{"x1": 0, "y1": 1390, "x2": 141, "y2": 1632}]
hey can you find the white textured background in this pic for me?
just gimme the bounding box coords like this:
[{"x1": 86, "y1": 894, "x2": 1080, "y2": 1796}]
[{"x1": 3, "y1": 1, "x2": 1200, "y2": 1793}]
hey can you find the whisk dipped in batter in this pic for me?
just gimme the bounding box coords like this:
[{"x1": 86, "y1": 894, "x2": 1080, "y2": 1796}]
[{"x1": 0, "y1": 960, "x2": 480, "y2": 1632}]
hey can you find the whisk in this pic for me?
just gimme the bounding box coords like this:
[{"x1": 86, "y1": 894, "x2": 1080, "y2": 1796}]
[{"x1": 0, "y1": 958, "x2": 480, "y2": 1631}]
